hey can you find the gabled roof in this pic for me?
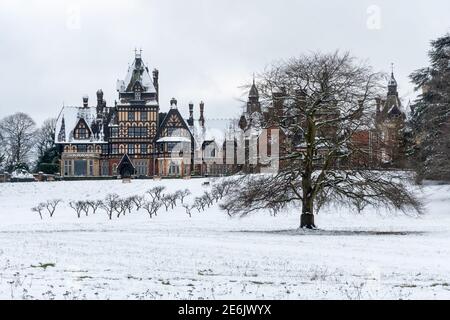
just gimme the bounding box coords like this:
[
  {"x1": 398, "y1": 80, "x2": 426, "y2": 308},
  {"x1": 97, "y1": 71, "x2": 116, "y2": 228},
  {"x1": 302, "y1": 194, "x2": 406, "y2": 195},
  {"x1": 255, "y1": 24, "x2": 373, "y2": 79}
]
[
  {"x1": 156, "y1": 107, "x2": 193, "y2": 141},
  {"x1": 55, "y1": 106, "x2": 106, "y2": 144},
  {"x1": 116, "y1": 53, "x2": 156, "y2": 94},
  {"x1": 117, "y1": 154, "x2": 135, "y2": 170}
]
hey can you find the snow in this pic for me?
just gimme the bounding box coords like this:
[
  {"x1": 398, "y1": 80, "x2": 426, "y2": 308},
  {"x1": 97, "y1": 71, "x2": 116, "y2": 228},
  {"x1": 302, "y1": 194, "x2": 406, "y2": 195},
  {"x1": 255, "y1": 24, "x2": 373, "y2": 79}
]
[
  {"x1": 0, "y1": 178, "x2": 450, "y2": 299},
  {"x1": 156, "y1": 137, "x2": 191, "y2": 143},
  {"x1": 118, "y1": 57, "x2": 156, "y2": 94},
  {"x1": 55, "y1": 106, "x2": 105, "y2": 144},
  {"x1": 10, "y1": 169, "x2": 34, "y2": 180},
  {"x1": 191, "y1": 120, "x2": 231, "y2": 148}
]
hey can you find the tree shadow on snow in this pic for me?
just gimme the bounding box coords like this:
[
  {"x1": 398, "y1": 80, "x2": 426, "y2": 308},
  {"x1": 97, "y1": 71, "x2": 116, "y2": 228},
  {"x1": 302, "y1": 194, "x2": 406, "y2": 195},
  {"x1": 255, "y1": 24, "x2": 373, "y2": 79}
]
[{"x1": 234, "y1": 229, "x2": 426, "y2": 236}]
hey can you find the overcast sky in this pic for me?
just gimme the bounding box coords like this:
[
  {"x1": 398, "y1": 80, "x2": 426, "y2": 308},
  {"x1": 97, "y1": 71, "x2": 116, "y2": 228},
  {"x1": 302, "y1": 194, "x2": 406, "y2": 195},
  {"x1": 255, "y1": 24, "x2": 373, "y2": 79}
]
[{"x1": 0, "y1": 0, "x2": 449, "y2": 125}]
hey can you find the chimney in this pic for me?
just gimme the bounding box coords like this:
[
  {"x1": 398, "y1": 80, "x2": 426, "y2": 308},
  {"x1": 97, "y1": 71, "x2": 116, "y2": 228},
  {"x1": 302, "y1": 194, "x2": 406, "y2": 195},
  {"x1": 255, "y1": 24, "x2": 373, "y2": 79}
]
[
  {"x1": 170, "y1": 97, "x2": 177, "y2": 108},
  {"x1": 82, "y1": 95, "x2": 89, "y2": 108},
  {"x1": 96, "y1": 89, "x2": 104, "y2": 114},
  {"x1": 153, "y1": 68, "x2": 159, "y2": 102},
  {"x1": 188, "y1": 102, "x2": 194, "y2": 126},
  {"x1": 199, "y1": 101, "x2": 205, "y2": 127}
]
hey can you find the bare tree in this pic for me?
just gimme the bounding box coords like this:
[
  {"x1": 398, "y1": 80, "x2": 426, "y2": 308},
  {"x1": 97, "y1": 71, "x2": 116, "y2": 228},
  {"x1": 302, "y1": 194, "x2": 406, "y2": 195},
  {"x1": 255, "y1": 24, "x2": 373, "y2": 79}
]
[
  {"x1": 31, "y1": 204, "x2": 45, "y2": 220},
  {"x1": 146, "y1": 186, "x2": 166, "y2": 201},
  {"x1": 182, "y1": 203, "x2": 194, "y2": 218},
  {"x1": 69, "y1": 201, "x2": 86, "y2": 218},
  {"x1": 220, "y1": 52, "x2": 423, "y2": 229},
  {"x1": 142, "y1": 200, "x2": 162, "y2": 219},
  {"x1": 130, "y1": 195, "x2": 145, "y2": 211},
  {"x1": 87, "y1": 200, "x2": 103, "y2": 215},
  {"x1": 167, "y1": 193, "x2": 180, "y2": 209},
  {"x1": 123, "y1": 197, "x2": 135, "y2": 214},
  {"x1": 176, "y1": 189, "x2": 191, "y2": 204},
  {"x1": 114, "y1": 199, "x2": 128, "y2": 218},
  {"x1": 0, "y1": 113, "x2": 37, "y2": 170},
  {"x1": 44, "y1": 199, "x2": 62, "y2": 217},
  {"x1": 193, "y1": 197, "x2": 206, "y2": 212},
  {"x1": 161, "y1": 195, "x2": 172, "y2": 211},
  {"x1": 100, "y1": 194, "x2": 119, "y2": 220},
  {"x1": 201, "y1": 191, "x2": 214, "y2": 208}
]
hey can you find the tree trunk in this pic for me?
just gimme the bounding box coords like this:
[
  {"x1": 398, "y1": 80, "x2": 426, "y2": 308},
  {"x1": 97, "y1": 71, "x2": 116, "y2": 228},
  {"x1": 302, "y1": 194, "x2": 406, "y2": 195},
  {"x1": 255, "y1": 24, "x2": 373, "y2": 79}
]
[
  {"x1": 300, "y1": 196, "x2": 316, "y2": 229},
  {"x1": 300, "y1": 115, "x2": 317, "y2": 230}
]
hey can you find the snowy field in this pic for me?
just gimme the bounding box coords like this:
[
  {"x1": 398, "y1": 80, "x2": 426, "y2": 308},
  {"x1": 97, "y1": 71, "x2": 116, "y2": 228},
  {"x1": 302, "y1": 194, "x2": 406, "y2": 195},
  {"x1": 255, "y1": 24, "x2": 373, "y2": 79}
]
[{"x1": 0, "y1": 177, "x2": 449, "y2": 300}]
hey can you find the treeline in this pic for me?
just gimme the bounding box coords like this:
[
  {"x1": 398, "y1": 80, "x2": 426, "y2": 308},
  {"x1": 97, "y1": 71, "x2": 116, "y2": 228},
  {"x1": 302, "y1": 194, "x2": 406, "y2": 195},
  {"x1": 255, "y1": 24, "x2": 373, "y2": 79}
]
[{"x1": 0, "y1": 113, "x2": 59, "y2": 174}]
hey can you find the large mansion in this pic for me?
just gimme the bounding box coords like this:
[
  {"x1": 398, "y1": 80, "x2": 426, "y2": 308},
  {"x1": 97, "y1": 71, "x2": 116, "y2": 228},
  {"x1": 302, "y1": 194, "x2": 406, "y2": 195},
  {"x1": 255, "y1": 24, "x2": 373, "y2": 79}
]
[
  {"x1": 56, "y1": 51, "x2": 227, "y2": 178},
  {"x1": 55, "y1": 52, "x2": 406, "y2": 178}
]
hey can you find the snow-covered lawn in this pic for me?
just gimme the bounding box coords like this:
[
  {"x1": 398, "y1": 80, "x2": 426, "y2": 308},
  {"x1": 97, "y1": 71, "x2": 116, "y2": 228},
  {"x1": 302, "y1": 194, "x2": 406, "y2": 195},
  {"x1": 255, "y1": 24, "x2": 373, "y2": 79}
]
[{"x1": 0, "y1": 178, "x2": 449, "y2": 299}]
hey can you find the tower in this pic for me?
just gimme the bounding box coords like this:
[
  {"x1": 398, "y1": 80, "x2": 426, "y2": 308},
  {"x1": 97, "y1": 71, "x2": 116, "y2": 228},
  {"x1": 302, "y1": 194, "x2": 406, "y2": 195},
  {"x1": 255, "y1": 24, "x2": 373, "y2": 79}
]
[
  {"x1": 247, "y1": 76, "x2": 261, "y2": 114},
  {"x1": 110, "y1": 49, "x2": 160, "y2": 176}
]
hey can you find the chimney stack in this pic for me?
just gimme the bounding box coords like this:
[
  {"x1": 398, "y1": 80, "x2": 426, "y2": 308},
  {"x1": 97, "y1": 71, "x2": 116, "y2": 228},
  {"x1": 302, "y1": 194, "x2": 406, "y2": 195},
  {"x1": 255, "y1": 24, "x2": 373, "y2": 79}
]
[
  {"x1": 199, "y1": 101, "x2": 205, "y2": 127},
  {"x1": 188, "y1": 102, "x2": 194, "y2": 126},
  {"x1": 96, "y1": 89, "x2": 104, "y2": 114},
  {"x1": 170, "y1": 97, "x2": 177, "y2": 108},
  {"x1": 82, "y1": 95, "x2": 89, "y2": 108},
  {"x1": 153, "y1": 68, "x2": 159, "y2": 102}
]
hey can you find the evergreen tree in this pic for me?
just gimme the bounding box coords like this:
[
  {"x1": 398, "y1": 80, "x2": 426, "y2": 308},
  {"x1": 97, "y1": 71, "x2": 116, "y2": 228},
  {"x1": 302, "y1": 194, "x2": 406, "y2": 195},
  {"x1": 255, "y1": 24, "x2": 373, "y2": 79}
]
[
  {"x1": 409, "y1": 33, "x2": 450, "y2": 181},
  {"x1": 34, "y1": 118, "x2": 60, "y2": 174}
]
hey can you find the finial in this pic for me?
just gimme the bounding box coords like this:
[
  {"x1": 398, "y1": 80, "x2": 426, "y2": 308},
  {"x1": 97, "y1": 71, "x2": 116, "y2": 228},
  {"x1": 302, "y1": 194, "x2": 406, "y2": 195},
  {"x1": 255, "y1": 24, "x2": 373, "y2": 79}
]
[
  {"x1": 391, "y1": 62, "x2": 394, "y2": 75},
  {"x1": 253, "y1": 72, "x2": 255, "y2": 85}
]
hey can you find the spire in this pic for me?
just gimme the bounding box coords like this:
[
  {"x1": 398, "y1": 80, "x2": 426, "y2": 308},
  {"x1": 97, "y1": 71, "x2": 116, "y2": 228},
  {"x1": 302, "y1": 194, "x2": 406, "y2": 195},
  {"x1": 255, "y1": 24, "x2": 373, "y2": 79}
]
[
  {"x1": 247, "y1": 75, "x2": 261, "y2": 114},
  {"x1": 58, "y1": 116, "x2": 66, "y2": 142},
  {"x1": 249, "y1": 75, "x2": 259, "y2": 99},
  {"x1": 387, "y1": 62, "x2": 398, "y2": 96}
]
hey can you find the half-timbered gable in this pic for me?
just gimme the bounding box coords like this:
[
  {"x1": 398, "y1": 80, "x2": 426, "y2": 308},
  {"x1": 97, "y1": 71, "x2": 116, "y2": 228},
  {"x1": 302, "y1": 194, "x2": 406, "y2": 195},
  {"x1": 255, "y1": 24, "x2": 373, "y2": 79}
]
[
  {"x1": 73, "y1": 118, "x2": 92, "y2": 140},
  {"x1": 155, "y1": 99, "x2": 194, "y2": 177}
]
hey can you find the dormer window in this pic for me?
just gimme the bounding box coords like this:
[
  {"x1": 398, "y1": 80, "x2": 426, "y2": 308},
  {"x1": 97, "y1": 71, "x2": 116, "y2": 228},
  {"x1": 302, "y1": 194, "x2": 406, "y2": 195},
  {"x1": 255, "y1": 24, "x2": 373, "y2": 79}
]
[
  {"x1": 74, "y1": 119, "x2": 91, "y2": 140},
  {"x1": 77, "y1": 128, "x2": 88, "y2": 139}
]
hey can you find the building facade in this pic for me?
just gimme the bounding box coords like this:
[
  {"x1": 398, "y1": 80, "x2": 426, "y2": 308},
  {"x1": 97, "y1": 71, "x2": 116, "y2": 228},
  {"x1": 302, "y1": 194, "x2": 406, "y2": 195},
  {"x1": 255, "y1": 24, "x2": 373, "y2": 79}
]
[{"x1": 55, "y1": 51, "x2": 214, "y2": 178}]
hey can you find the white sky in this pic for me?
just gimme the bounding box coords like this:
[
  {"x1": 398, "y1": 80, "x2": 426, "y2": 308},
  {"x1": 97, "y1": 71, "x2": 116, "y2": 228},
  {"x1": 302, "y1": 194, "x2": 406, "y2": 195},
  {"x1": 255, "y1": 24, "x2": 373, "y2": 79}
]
[{"x1": 0, "y1": 0, "x2": 449, "y2": 125}]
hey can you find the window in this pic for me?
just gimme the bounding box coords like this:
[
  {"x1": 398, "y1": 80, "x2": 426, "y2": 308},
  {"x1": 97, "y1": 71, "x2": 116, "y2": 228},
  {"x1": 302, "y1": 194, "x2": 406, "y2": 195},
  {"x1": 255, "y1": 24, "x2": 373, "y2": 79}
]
[
  {"x1": 127, "y1": 127, "x2": 148, "y2": 138},
  {"x1": 64, "y1": 160, "x2": 72, "y2": 176},
  {"x1": 110, "y1": 127, "x2": 119, "y2": 138},
  {"x1": 140, "y1": 112, "x2": 148, "y2": 121},
  {"x1": 140, "y1": 144, "x2": 148, "y2": 154},
  {"x1": 101, "y1": 161, "x2": 109, "y2": 176},
  {"x1": 78, "y1": 145, "x2": 87, "y2": 152},
  {"x1": 102, "y1": 144, "x2": 109, "y2": 154},
  {"x1": 89, "y1": 160, "x2": 94, "y2": 176},
  {"x1": 77, "y1": 128, "x2": 88, "y2": 139},
  {"x1": 128, "y1": 112, "x2": 135, "y2": 121},
  {"x1": 74, "y1": 160, "x2": 87, "y2": 176},
  {"x1": 135, "y1": 160, "x2": 148, "y2": 176},
  {"x1": 128, "y1": 144, "x2": 135, "y2": 154},
  {"x1": 135, "y1": 92, "x2": 141, "y2": 100},
  {"x1": 169, "y1": 161, "x2": 180, "y2": 176},
  {"x1": 111, "y1": 144, "x2": 118, "y2": 154}
]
